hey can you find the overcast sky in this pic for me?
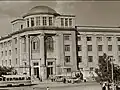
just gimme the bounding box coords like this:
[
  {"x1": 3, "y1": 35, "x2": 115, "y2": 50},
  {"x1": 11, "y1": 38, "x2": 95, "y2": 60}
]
[{"x1": 1, "y1": 1, "x2": 120, "y2": 36}]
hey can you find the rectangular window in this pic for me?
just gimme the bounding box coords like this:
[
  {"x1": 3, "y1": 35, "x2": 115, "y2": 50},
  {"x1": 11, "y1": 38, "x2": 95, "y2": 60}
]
[
  {"x1": 48, "y1": 62, "x2": 53, "y2": 65},
  {"x1": 88, "y1": 56, "x2": 93, "y2": 62},
  {"x1": 36, "y1": 17, "x2": 40, "y2": 26},
  {"x1": 14, "y1": 38, "x2": 17, "y2": 44},
  {"x1": 78, "y1": 56, "x2": 82, "y2": 62},
  {"x1": 97, "y1": 37, "x2": 102, "y2": 41},
  {"x1": 65, "y1": 56, "x2": 70, "y2": 63},
  {"x1": 107, "y1": 37, "x2": 112, "y2": 41},
  {"x1": 64, "y1": 35, "x2": 70, "y2": 40},
  {"x1": 61, "y1": 18, "x2": 64, "y2": 26},
  {"x1": 31, "y1": 18, "x2": 34, "y2": 27},
  {"x1": 65, "y1": 45, "x2": 70, "y2": 51},
  {"x1": 49, "y1": 17, "x2": 52, "y2": 26},
  {"x1": 98, "y1": 45, "x2": 102, "y2": 51},
  {"x1": 117, "y1": 37, "x2": 120, "y2": 41},
  {"x1": 9, "y1": 59, "x2": 11, "y2": 65},
  {"x1": 67, "y1": 68, "x2": 71, "y2": 72},
  {"x1": 43, "y1": 17, "x2": 47, "y2": 26},
  {"x1": 33, "y1": 62, "x2": 39, "y2": 66},
  {"x1": 16, "y1": 58, "x2": 17, "y2": 64},
  {"x1": 1, "y1": 51, "x2": 3, "y2": 57},
  {"x1": 77, "y1": 36, "x2": 81, "y2": 41},
  {"x1": 118, "y1": 45, "x2": 120, "y2": 51},
  {"x1": 65, "y1": 18, "x2": 68, "y2": 26},
  {"x1": 78, "y1": 45, "x2": 82, "y2": 51},
  {"x1": 5, "y1": 51, "x2": 7, "y2": 56},
  {"x1": 0, "y1": 43, "x2": 3, "y2": 48},
  {"x1": 5, "y1": 60, "x2": 7, "y2": 66},
  {"x1": 108, "y1": 45, "x2": 112, "y2": 51},
  {"x1": 87, "y1": 37, "x2": 92, "y2": 41},
  {"x1": 15, "y1": 48, "x2": 17, "y2": 54},
  {"x1": 69, "y1": 18, "x2": 72, "y2": 26},
  {"x1": 99, "y1": 56, "x2": 103, "y2": 63},
  {"x1": 88, "y1": 45, "x2": 92, "y2": 51},
  {"x1": 9, "y1": 50, "x2": 11, "y2": 55},
  {"x1": 27, "y1": 19, "x2": 29, "y2": 27}
]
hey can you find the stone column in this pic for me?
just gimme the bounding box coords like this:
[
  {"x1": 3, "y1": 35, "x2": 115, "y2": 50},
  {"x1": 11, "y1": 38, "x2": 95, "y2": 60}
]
[
  {"x1": 113, "y1": 35, "x2": 118, "y2": 64},
  {"x1": 82, "y1": 34, "x2": 88, "y2": 70},
  {"x1": 60, "y1": 33, "x2": 64, "y2": 74},
  {"x1": 103, "y1": 34, "x2": 108, "y2": 54},
  {"x1": 93, "y1": 34, "x2": 98, "y2": 68},
  {"x1": 55, "y1": 33, "x2": 61, "y2": 75},
  {"x1": 39, "y1": 33, "x2": 46, "y2": 80}
]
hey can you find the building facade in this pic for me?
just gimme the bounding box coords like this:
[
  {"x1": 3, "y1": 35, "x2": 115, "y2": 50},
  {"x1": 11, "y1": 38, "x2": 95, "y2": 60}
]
[
  {"x1": 76, "y1": 26, "x2": 120, "y2": 72},
  {"x1": 0, "y1": 6, "x2": 77, "y2": 79},
  {"x1": 1, "y1": 5, "x2": 120, "y2": 79}
]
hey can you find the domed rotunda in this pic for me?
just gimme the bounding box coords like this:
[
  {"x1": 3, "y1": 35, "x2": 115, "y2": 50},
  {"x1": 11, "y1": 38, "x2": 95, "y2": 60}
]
[{"x1": 23, "y1": 6, "x2": 59, "y2": 18}]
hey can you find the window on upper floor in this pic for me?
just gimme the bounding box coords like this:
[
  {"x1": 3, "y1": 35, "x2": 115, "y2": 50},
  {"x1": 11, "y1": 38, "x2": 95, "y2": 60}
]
[
  {"x1": 67, "y1": 68, "x2": 71, "y2": 72},
  {"x1": 78, "y1": 45, "x2": 82, "y2": 51},
  {"x1": 32, "y1": 36, "x2": 40, "y2": 52},
  {"x1": 61, "y1": 18, "x2": 64, "y2": 26},
  {"x1": 27, "y1": 19, "x2": 29, "y2": 27},
  {"x1": 1, "y1": 51, "x2": 3, "y2": 57},
  {"x1": 98, "y1": 45, "x2": 103, "y2": 51},
  {"x1": 9, "y1": 59, "x2": 11, "y2": 65},
  {"x1": 107, "y1": 37, "x2": 112, "y2": 41},
  {"x1": 21, "y1": 25, "x2": 23, "y2": 29},
  {"x1": 45, "y1": 36, "x2": 54, "y2": 52},
  {"x1": 2, "y1": 60, "x2": 3, "y2": 66},
  {"x1": 69, "y1": 18, "x2": 72, "y2": 26},
  {"x1": 48, "y1": 62, "x2": 53, "y2": 65},
  {"x1": 97, "y1": 37, "x2": 102, "y2": 41},
  {"x1": 14, "y1": 38, "x2": 17, "y2": 44},
  {"x1": 65, "y1": 56, "x2": 70, "y2": 63},
  {"x1": 49, "y1": 17, "x2": 52, "y2": 26},
  {"x1": 119, "y1": 56, "x2": 120, "y2": 62},
  {"x1": 64, "y1": 35, "x2": 70, "y2": 40},
  {"x1": 5, "y1": 60, "x2": 7, "y2": 66},
  {"x1": 90, "y1": 67, "x2": 94, "y2": 71},
  {"x1": 77, "y1": 36, "x2": 81, "y2": 41},
  {"x1": 36, "y1": 17, "x2": 40, "y2": 26},
  {"x1": 78, "y1": 56, "x2": 82, "y2": 63},
  {"x1": 108, "y1": 45, "x2": 112, "y2": 51},
  {"x1": 16, "y1": 58, "x2": 18, "y2": 64},
  {"x1": 33, "y1": 62, "x2": 39, "y2": 66},
  {"x1": 88, "y1": 45, "x2": 92, "y2": 51},
  {"x1": 31, "y1": 18, "x2": 34, "y2": 27},
  {"x1": 15, "y1": 48, "x2": 17, "y2": 54},
  {"x1": 117, "y1": 37, "x2": 120, "y2": 41},
  {"x1": 65, "y1": 45, "x2": 70, "y2": 51},
  {"x1": 118, "y1": 45, "x2": 120, "y2": 51},
  {"x1": 88, "y1": 56, "x2": 93, "y2": 62},
  {"x1": 0, "y1": 43, "x2": 3, "y2": 48},
  {"x1": 98, "y1": 56, "x2": 103, "y2": 63},
  {"x1": 43, "y1": 17, "x2": 47, "y2": 26},
  {"x1": 65, "y1": 18, "x2": 68, "y2": 26},
  {"x1": 9, "y1": 50, "x2": 11, "y2": 55},
  {"x1": 87, "y1": 37, "x2": 92, "y2": 41}
]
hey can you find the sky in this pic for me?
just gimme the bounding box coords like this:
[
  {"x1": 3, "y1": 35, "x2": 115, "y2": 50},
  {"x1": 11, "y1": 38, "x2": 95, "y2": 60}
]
[{"x1": 1, "y1": 1, "x2": 120, "y2": 36}]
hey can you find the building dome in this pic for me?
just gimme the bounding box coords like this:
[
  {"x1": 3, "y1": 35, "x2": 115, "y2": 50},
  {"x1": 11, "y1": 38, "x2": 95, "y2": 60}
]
[{"x1": 23, "y1": 6, "x2": 59, "y2": 18}]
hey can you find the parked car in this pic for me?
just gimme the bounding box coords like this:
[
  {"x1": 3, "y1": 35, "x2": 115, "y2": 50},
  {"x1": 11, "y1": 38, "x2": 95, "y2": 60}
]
[{"x1": 66, "y1": 76, "x2": 81, "y2": 83}]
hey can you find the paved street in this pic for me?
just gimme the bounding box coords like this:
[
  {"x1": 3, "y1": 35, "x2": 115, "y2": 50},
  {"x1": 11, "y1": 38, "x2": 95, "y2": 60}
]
[{"x1": 0, "y1": 81, "x2": 102, "y2": 90}]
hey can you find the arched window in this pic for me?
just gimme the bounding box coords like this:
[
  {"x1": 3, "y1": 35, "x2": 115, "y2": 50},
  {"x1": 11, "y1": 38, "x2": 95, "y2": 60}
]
[
  {"x1": 45, "y1": 36, "x2": 54, "y2": 52},
  {"x1": 31, "y1": 36, "x2": 40, "y2": 52}
]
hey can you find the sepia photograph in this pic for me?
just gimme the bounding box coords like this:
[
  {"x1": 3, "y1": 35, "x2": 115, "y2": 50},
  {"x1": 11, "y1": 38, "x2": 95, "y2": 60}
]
[{"x1": 0, "y1": 0, "x2": 120, "y2": 90}]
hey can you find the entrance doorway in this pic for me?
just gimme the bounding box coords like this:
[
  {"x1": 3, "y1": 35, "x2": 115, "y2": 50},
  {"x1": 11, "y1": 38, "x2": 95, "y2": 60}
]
[
  {"x1": 34, "y1": 67, "x2": 39, "y2": 78},
  {"x1": 47, "y1": 67, "x2": 53, "y2": 78}
]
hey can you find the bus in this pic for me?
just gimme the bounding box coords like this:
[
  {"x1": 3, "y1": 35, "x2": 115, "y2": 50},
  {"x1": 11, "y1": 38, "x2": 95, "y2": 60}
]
[{"x1": 0, "y1": 75, "x2": 31, "y2": 86}]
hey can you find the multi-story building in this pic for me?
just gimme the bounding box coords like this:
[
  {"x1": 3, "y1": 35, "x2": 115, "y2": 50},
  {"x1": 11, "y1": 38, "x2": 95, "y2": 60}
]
[
  {"x1": 76, "y1": 26, "x2": 120, "y2": 72},
  {"x1": 0, "y1": 6, "x2": 77, "y2": 79},
  {"x1": 1, "y1": 5, "x2": 120, "y2": 79}
]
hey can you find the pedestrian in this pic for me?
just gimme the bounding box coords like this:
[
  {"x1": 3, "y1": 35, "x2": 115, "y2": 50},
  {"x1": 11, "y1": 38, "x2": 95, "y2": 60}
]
[{"x1": 47, "y1": 87, "x2": 50, "y2": 90}]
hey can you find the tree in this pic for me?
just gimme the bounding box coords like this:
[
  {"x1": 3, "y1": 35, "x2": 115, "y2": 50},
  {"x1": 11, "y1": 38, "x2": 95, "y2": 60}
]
[
  {"x1": 95, "y1": 53, "x2": 120, "y2": 83},
  {"x1": 0, "y1": 66, "x2": 16, "y2": 76}
]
